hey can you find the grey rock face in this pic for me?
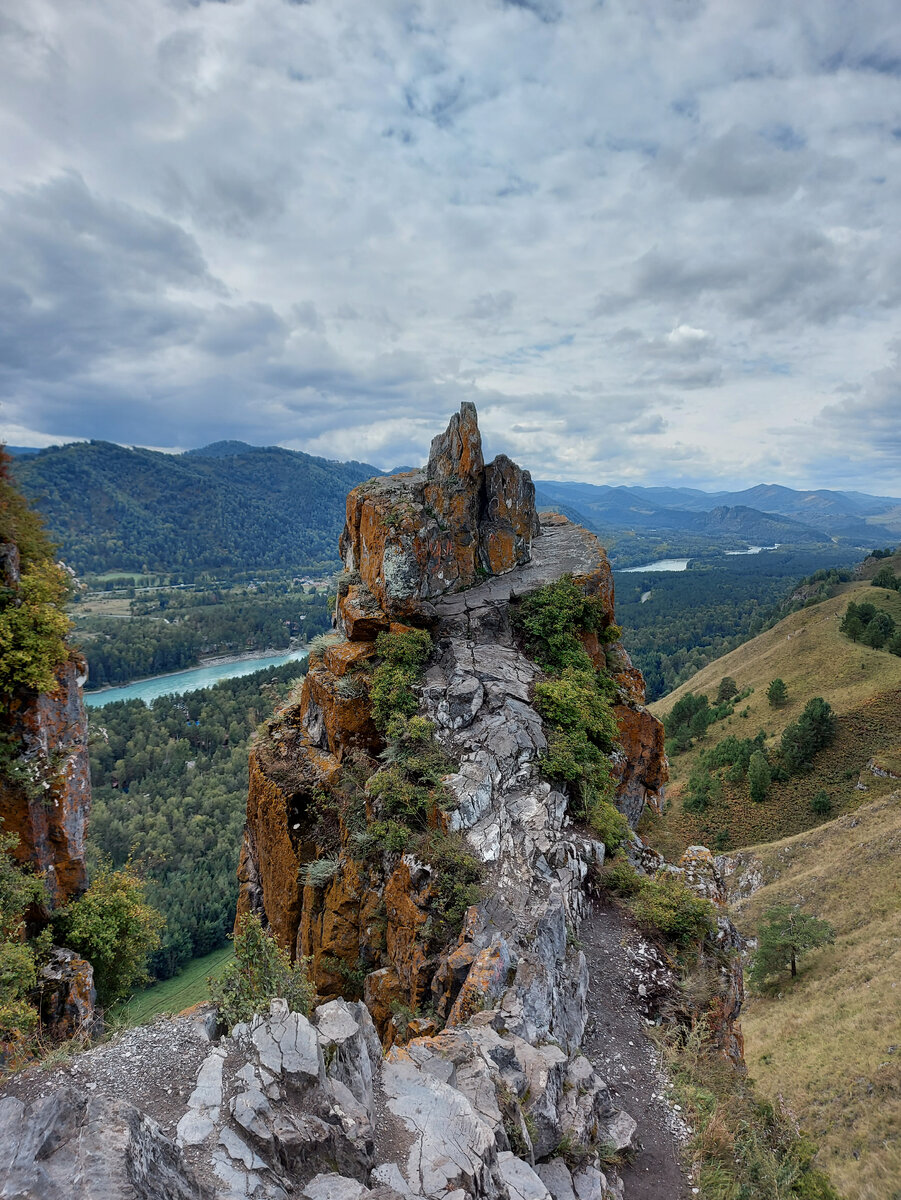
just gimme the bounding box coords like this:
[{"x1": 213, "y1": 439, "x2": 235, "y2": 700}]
[{"x1": 0, "y1": 1085, "x2": 211, "y2": 1200}]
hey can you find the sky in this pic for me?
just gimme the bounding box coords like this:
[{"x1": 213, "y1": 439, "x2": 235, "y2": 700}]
[{"x1": 1, "y1": 0, "x2": 900, "y2": 492}]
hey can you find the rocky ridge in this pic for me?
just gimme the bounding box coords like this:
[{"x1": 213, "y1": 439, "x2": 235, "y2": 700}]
[{"x1": 0, "y1": 405, "x2": 744, "y2": 1200}]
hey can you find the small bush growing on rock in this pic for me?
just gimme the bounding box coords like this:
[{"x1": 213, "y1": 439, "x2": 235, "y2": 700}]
[
  {"x1": 370, "y1": 628, "x2": 433, "y2": 731},
  {"x1": 629, "y1": 873, "x2": 715, "y2": 947},
  {"x1": 302, "y1": 856, "x2": 340, "y2": 888},
  {"x1": 334, "y1": 672, "x2": 368, "y2": 699},
  {"x1": 307, "y1": 631, "x2": 343, "y2": 664},
  {"x1": 583, "y1": 795, "x2": 629, "y2": 850},
  {"x1": 209, "y1": 912, "x2": 314, "y2": 1029},
  {"x1": 416, "y1": 832, "x2": 482, "y2": 944},
  {"x1": 512, "y1": 575, "x2": 618, "y2": 673}
]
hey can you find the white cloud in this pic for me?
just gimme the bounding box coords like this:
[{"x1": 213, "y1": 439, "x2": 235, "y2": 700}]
[{"x1": 0, "y1": 0, "x2": 900, "y2": 490}]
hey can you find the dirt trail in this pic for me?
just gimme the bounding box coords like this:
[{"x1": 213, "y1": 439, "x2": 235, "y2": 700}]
[{"x1": 580, "y1": 899, "x2": 692, "y2": 1200}]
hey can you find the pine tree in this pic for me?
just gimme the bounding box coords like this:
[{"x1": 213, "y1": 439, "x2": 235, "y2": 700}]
[{"x1": 749, "y1": 904, "x2": 834, "y2": 990}]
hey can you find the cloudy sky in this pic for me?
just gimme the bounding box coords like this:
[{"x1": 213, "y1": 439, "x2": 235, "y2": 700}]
[{"x1": 1, "y1": 0, "x2": 900, "y2": 490}]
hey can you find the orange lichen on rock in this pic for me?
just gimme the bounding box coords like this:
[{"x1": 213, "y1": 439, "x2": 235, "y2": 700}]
[
  {"x1": 339, "y1": 403, "x2": 540, "y2": 621},
  {"x1": 0, "y1": 655, "x2": 91, "y2": 908},
  {"x1": 613, "y1": 703, "x2": 668, "y2": 823}
]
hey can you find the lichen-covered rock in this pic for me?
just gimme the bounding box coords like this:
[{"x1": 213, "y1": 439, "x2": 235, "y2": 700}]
[
  {"x1": 339, "y1": 404, "x2": 539, "y2": 621},
  {"x1": 34, "y1": 946, "x2": 100, "y2": 1042},
  {"x1": 0, "y1": 654, "x2": 91, "y2": 908}
]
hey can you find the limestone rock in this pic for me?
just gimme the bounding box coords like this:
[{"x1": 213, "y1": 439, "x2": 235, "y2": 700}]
[{"x1": 0, "y1": 1085, "x2": 210, "y2": 1199}]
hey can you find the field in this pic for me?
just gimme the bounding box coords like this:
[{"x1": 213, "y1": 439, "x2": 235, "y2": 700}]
[
  {"x1": 121, "y1": 946, "x2": 233, "y2": 1025},
  {"x1": 722, "y1": 794, "x2": 901, "y2": 1200},
  {"x1": 644, "y1": 579, "x2": 901, "y2": 855}
]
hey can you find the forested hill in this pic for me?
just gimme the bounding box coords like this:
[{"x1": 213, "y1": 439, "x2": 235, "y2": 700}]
[{"x1": 12, "y1": 440, "x2": 381, "y2": 577}]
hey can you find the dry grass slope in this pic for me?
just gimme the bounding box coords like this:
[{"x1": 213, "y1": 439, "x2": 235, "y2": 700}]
[
  {"x1": 644, "y1": 580, "x2": 901, "y2": 856},
  {"x1": 720, "y1": 795, "x2": 901, "y2": 1200}
]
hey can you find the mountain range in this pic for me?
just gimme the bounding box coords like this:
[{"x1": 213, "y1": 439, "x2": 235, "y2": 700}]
[
  {"x1": 7, "y1": 439, "x2": 899, "y2": 578},
  {"x1": 534, "y1": 480, "x2": 901, "y2": 542}
]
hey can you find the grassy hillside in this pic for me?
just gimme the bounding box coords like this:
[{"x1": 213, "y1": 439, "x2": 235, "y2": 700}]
[
  {"x1": 643, "y1": 579, "x2": 901, "y2": 855},
  {"x1": 122, "y1": 946, "x2": 232, "y2": 1025},
  {"x1": 720, "y1": 794, "x2": 901, "y2": 1200}
]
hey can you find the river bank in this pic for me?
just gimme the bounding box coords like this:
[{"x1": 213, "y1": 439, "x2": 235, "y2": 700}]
[{"x1": 84, "y1": 645, "x2": 309, "y2": 707}]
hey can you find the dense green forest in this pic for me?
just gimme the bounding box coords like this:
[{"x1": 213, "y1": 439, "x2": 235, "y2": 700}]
[
  {"x1": 73, "y1": 584, "x2": 331, "y2": 687},
  {"x1": 615, "y1": 548, "x2": 860, "y2": 700},
  {"x1": 87, "y1": 661, "x2": 307, "y2": 980},
  {"x1": 12, "y1": 440, "x2": 379, "y2": 579}
]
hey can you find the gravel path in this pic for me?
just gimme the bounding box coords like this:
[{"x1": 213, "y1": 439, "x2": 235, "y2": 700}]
[{"x1": 580, "y1": 899, "x2": 692, "y2": 1200}]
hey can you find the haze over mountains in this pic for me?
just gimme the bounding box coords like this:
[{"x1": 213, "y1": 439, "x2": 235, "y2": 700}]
[{"x1": 8, "y1": 439, "x2": 899, "y2": 579}]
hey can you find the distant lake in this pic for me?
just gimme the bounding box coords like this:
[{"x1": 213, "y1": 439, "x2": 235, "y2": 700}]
[
  {"x1": 725, "y1": 543, "x2": 781, "y2": 555},
  {"x1": 84, "y1": 648, "x2": 309, "y2": 708},
  {"x1": 619, "y1": 558, "x2": 690, "y2": 573}
]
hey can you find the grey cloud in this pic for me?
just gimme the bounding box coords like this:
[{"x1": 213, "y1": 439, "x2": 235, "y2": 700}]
[
  {"x1": 1, "y1": 0, "x2": 900, "y2": 490},
  {"x1": 678, "y1": 125, "x2": 807, "y2": 199},
  {"x1": 463, "y1": 291, "x2": 515, "y2": 320}
]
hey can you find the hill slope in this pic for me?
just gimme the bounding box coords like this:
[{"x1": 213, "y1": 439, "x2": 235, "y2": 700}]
[
  {"x1": 720, "y1": 794, "x2": 901, "y2": 1200},
  {"x1": 12, "y1": 441, "x2": 381, "y2": 577},
  {"x1": 645, "y1": 578, "x2": 901, "y2": 853}
]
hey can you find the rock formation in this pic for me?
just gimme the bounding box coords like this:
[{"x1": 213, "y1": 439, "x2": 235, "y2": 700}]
[
  {"x1": 0, "y1": 540, "x2": 91, "y2": 910},
  {"x1": 1, "y1": 406, "x2": 749, "y2": 1200},
  {"x1": 225, "y1": 404, "x2": 672, "y2": 1198}
]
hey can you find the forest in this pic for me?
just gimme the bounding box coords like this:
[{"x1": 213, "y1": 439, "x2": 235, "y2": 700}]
[
  {"x1": 12, "y1": 440, "x2": 379, "y2": 579},
  {"x1": 86, "y1": 660, "x2": 307, "y2": 980},
  {"x1": 73, "y1": 583, "x2": 332, "y2": 687}
]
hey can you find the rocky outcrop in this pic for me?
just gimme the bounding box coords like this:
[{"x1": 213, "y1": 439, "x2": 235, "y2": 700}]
[
  {"x1": 34, "y1": 946, "x2": 100, "y2": 1042},
  {"x1": 0, "y1": 1083, "x2": 211, "y2": 1200},
  {"x1": 338, "y1": 403, "x2": 540, "y2": 621},
  {"x1": 0, "y1": 543, "x2": 91, "y2": 909},
  {"x1": 227, "y1": 406, "x2": 673, "y2": 1197}
]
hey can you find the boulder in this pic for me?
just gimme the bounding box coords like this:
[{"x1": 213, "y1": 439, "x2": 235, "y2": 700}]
[{"x1": 0, "y1": 1085, "x2": 210, "y2": 1199}]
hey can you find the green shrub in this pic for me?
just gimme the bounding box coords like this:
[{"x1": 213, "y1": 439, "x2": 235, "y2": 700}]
[
  {"x1": 747, "y1": 750, "x2": 771, "y2": 803},
  {"x1": 367, "y1": 764, "x2": 435, "y2": 826},
  {"x1": 534, "y1": 667, "x2": 621, "y2": 819},
  {"x1": 629, "y1": 873, "x2": 715, "y2": 946},
  {"x1": 595, "y1": 858, "x2": 642, "y2": 896},
  {"x1": 0, "y1": 559, "x2": 70, "y2": 696},
  {"x1": 364, "y1": 820, "x2": 413, "y2": 855},
  {"x1": 369, "y1": 629, "x2": 433, "y2": 731},
  {"x1": 810, "y1": 790, "x2": 831, "y2": 816},
  {"x1": 416, "y1": 832, "x2": 482, "y2": 944},
  {"x1": 748, "y1": 904, "x2": 835, "y2": 992},
  {"x1": 512, "y1": 575, "x2": 617, "y2": 673},
  {"x1": 766, "y1": 678, "x2": 788, "y2": 707},
  {"x1": 0, "y1": 825, "x2": 47, "y2": 1044},
  {"x1": 779, "y1": 698, "x2": 836, "y2": 775},
  {"x1": 60, "y1": 863, "x2": 165, "y2": 1006},
  {"x1": 583, "y1": 796, "x2": 629, "y2": 849},
  {"x1": 716, "y1": 676, "x2": 739, "y2": 703},
  {"x1": 209, "y1": 912, "x2": 314, "y2": 1028},
  {"x1": 682, "y1": 764, "x2": 720, "y2": 813}
]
